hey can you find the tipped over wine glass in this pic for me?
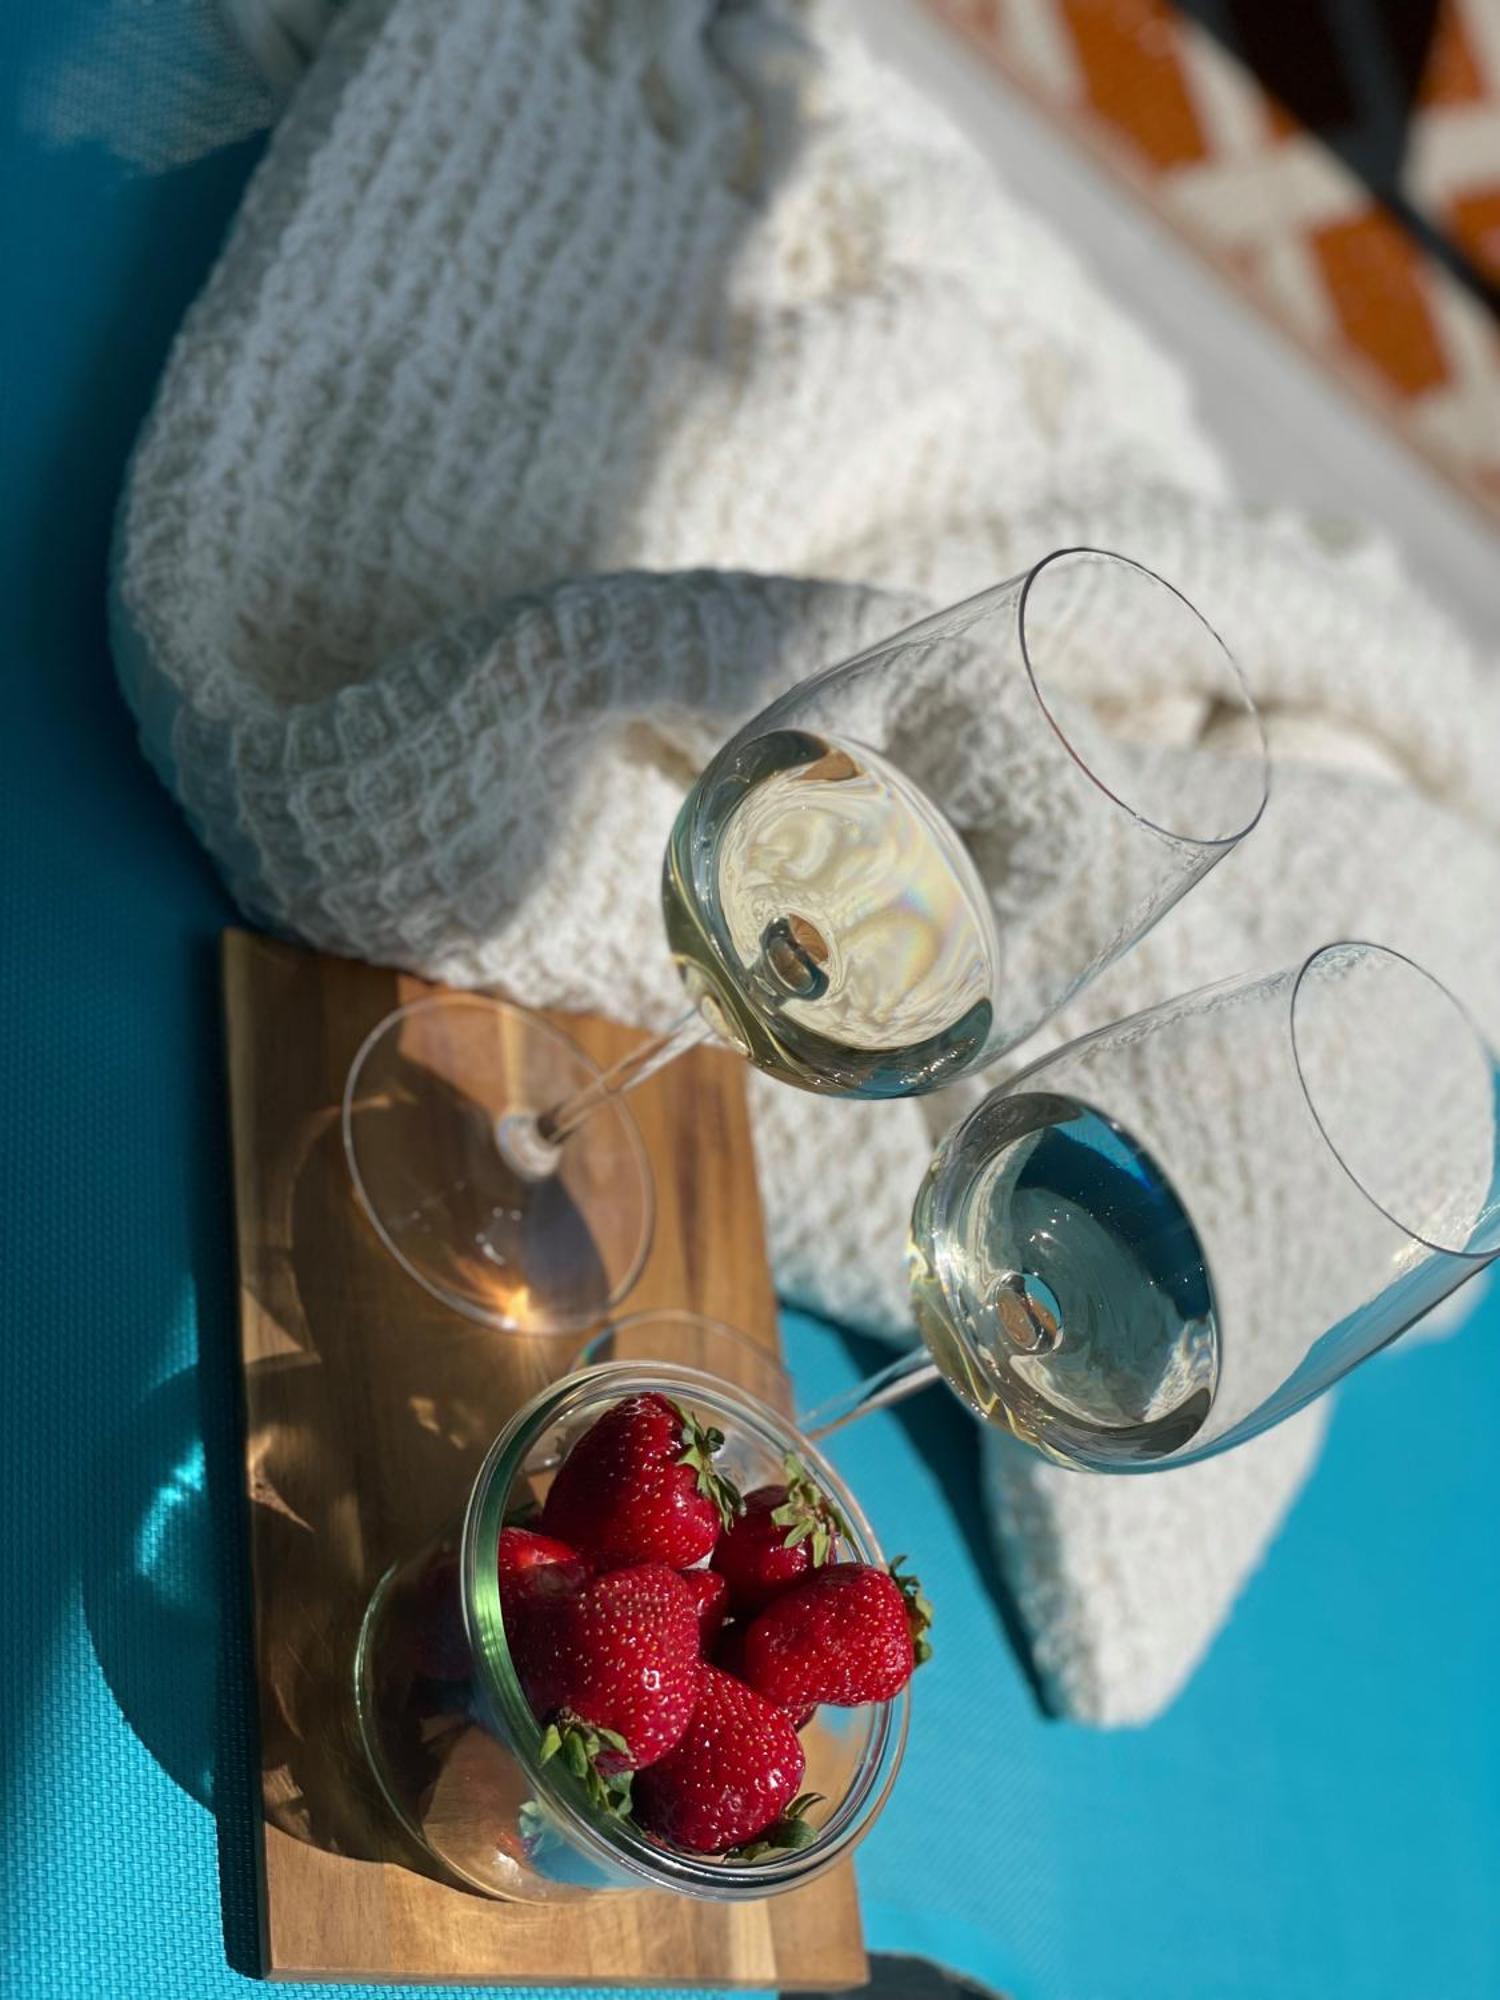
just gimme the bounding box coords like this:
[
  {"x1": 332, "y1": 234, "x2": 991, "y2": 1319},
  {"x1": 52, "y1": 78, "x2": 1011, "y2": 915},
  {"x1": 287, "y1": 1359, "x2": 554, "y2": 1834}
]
[
  {"x1": 799, "y1": 941, "x2": 1500, "y2": 1468},
  {"x1": 343, "y1": 548, "x2": 1269, "y2": 1334}
]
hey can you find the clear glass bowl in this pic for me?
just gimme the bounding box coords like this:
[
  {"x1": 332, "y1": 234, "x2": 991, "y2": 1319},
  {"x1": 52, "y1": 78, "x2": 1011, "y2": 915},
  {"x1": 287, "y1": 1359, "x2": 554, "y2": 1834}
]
[{"x1": 353, "y1": 1361, "x2": 907, "y2": 1902}]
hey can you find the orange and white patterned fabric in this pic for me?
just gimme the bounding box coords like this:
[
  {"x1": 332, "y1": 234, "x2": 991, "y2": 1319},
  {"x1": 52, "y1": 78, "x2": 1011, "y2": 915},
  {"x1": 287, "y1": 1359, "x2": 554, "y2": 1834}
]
[{"x1": 928, "y1": 0, "x2": 1500, "y2": 521}]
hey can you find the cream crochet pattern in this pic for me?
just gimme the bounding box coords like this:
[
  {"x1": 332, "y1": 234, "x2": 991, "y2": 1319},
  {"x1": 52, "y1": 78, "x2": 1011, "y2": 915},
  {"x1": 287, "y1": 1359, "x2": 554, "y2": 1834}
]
[{"x1": 112, "y1": 0, "x2": 1500, "y2": 1724}]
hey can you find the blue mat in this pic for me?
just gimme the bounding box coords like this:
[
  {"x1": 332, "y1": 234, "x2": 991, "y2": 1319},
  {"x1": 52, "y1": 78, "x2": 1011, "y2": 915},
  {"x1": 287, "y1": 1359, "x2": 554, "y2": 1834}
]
[
  {"x1": 787, "y1": 1311, "x2": 1500, "y2": 2000},
  {"x1": 3, "y1": 7, "x2": 1498, "y2": 1996}
]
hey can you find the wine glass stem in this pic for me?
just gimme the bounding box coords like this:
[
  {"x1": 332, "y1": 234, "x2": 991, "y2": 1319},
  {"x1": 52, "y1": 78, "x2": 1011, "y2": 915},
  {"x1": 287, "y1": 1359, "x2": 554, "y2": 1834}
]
[
  {"x1": 797, "y1": 1347, "x2": 942, "y2": 1443},
  {"x1": 496, "y1": 1007, "x2": 715, "y2": 1180},
  {"x1": 541, "y1": 1007, "x2": 714, "y2": 1144}
]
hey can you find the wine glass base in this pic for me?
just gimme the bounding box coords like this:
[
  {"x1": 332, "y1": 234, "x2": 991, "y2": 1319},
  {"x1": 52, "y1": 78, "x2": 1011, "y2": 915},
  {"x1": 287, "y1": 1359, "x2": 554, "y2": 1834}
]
[{"x1": 342, "y1": 995, "x2": 654, "y2": 1335}]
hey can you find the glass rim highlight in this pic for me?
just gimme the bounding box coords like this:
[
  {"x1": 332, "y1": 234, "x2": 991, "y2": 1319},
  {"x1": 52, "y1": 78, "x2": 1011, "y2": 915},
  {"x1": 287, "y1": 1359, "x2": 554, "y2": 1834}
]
[
  {"x1": 575, "y1": 1309, "x2": 794, "y2": 1407},
  {"x1": 1289, "y1": 939, "x2": 1500, "y2": 1263},
  {"x1": 1017, "y1": 545, "x2": 1270, "y2": 849}
]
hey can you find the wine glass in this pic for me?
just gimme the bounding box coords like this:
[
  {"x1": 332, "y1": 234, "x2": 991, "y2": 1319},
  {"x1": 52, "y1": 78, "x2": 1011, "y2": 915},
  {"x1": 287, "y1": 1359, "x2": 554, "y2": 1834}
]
[
  {"x1": 800, "y1": 942, "x2": 1500, "y2": 1468},
  {"x1": 343, "y1": 548, "x2": 1269, "y2": 1333}
]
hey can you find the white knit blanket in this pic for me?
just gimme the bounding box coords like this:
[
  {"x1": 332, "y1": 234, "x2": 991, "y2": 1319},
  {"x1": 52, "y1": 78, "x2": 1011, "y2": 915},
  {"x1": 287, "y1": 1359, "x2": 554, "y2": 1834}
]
[{"x1": 111, "y1": 0, "x2": 1500, "y2": 1724}]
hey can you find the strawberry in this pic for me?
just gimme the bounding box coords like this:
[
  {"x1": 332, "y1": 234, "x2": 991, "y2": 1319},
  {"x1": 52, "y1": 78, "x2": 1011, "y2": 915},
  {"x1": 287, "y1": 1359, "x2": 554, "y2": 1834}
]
[
  {"x1": 741, "y1": 1558, "x2": 933, "y2": 1710},
  {"x1": 541, "y1": 1393, "x2": 741, "y2": 1569},
  {"x1": 713, "y1": 1623, "x2": 813, "y2": 1729},
  {"x1": 512, "y1": 1562, "x2": 701, "y2": 1811},
  {"x1": 710, "y1": 1457, "x2": 848, "y2": 1615},
  {"x1": 498, "y1": 1526, "x2": 588, "y2": 1623},
  {"x1": 415, "y1": 1530, "x2": 586, "y2": 1682},
  {"x1": 633, "y1": 1664, "x2": 818, "y2": 1855},
  {"x1": 678, "y1": 1567, "x2": 730, "y2": 1651}
]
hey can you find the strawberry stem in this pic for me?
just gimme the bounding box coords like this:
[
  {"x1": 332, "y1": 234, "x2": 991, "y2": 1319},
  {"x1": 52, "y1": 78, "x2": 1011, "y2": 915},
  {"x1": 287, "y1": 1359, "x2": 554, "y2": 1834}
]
[
  {"x1": 770, "y1": 1454, "x2": 850, "y2": 1569},
  {"x1": 889, "y1": 1556, "x2": 934, "y2": 1666},
  {"x1": 672, "y1": 1399, "x2": 743, "y2": 1532},
  {"x1": 730, "y1": 1792, "x2": 825, "y2": 1861}
]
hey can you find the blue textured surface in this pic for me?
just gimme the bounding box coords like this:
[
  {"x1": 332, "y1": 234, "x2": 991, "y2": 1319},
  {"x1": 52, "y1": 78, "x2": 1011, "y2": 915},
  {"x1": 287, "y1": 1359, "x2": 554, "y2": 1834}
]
[
  {"x1": 788, "y1": 1311, "x2": 1500, "y2": 2000},
  {"x1": 4, "y1": 8, "x2": 1500, "y2": 1998}
]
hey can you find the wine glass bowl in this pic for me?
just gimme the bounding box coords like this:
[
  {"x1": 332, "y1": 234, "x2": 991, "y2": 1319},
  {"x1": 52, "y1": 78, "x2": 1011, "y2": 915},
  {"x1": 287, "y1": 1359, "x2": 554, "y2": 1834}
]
[
  {"x1": 904, "y1": 942, "x2": 1500, "y2": 1470},
  {"x1": 908, "y1": 1086, "x2": 1221, "y2": 1466},
  {"x1": 663, "y1": 548, "x2": 1268, "y2": 1096}
]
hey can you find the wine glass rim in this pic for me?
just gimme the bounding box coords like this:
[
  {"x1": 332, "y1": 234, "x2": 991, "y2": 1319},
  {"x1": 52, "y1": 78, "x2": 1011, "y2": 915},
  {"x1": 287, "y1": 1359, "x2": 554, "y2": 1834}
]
[
  {"x1": 1289, "y1": 939, "x2": 1500, "y2": 1261},
  {"x1": 589, "y1": 1308, "x2": 794, "y2": 1399},
  {"x1": 1017, "y1": 546, "x2": 1270, "y2": 849}
]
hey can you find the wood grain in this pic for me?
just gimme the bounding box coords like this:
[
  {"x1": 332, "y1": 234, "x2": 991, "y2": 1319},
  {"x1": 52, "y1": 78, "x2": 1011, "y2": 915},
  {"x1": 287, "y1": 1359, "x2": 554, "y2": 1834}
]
[{"x1": 221, "y1": 929, "x2": 866, "y2": 1986}]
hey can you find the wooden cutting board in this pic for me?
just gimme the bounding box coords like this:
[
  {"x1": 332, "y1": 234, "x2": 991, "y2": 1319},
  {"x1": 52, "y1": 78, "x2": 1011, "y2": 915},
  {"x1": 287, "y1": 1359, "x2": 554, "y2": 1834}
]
[{"x1": 221, "y1": 929, "x2": 867, "y2": 1985}]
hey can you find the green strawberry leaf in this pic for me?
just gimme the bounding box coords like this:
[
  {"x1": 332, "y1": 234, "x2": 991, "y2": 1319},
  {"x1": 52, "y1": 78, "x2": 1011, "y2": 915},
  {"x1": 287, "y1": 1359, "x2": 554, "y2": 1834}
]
[
  {"x1": 730, "y1": 1792, "x2": 825, "y2": 1861},
  {"x1": 889, "y1": 1556, "x2": 934, "y2": 1666},
  {"x1": 538, "y1": 1712, "x2": 638, "y2": 1818},
  {"x1": 768, "y1": 1455, "x2": 849, "y2": 1569},
  {"x1": 592, "y1": 1766, "x2": 635, "y2": 1818},
  {"x1": 673, "y1": 1400, "x2": 744, "y2": 1531}
]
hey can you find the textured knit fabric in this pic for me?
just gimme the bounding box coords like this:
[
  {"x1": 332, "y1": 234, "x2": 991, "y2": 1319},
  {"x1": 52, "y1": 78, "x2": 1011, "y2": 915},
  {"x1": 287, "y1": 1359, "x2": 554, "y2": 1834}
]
[{"x1": 111, "y1": 0, "x2": 1500, "y2": 1724}]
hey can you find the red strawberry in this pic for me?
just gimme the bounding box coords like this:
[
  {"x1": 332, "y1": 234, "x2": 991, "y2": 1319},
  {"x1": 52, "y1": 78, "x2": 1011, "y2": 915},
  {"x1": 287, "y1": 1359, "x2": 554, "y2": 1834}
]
[
  {"x1": 512, "y1": 1562, "x2": 701, "y2": 1811},
  {"x1": 714, "y1": 1623, "x2": 813, "y2": 1729},
  {"x1": 498, "y1": 1526, "x2": 588, "y2": 1623},
  {"x1": 741, "y1": 1559, "x2": 933, "y2": 1711},
  {"x1": 541, "y1": 1393, "x2": 741, "y2": 1569},
  {"x1": 415, "y1": 1531, "x2": 587, "y2": 1682},
  {"x1": 633, "y1": 1664, "x2": 818, "y2": 1855},
  {"x1": 710, "y1": 1458, "x2": 848, "y2": 1615},
  {"x1": 678, "y1": 1567, "x2": 729, "y2": 1651}
]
